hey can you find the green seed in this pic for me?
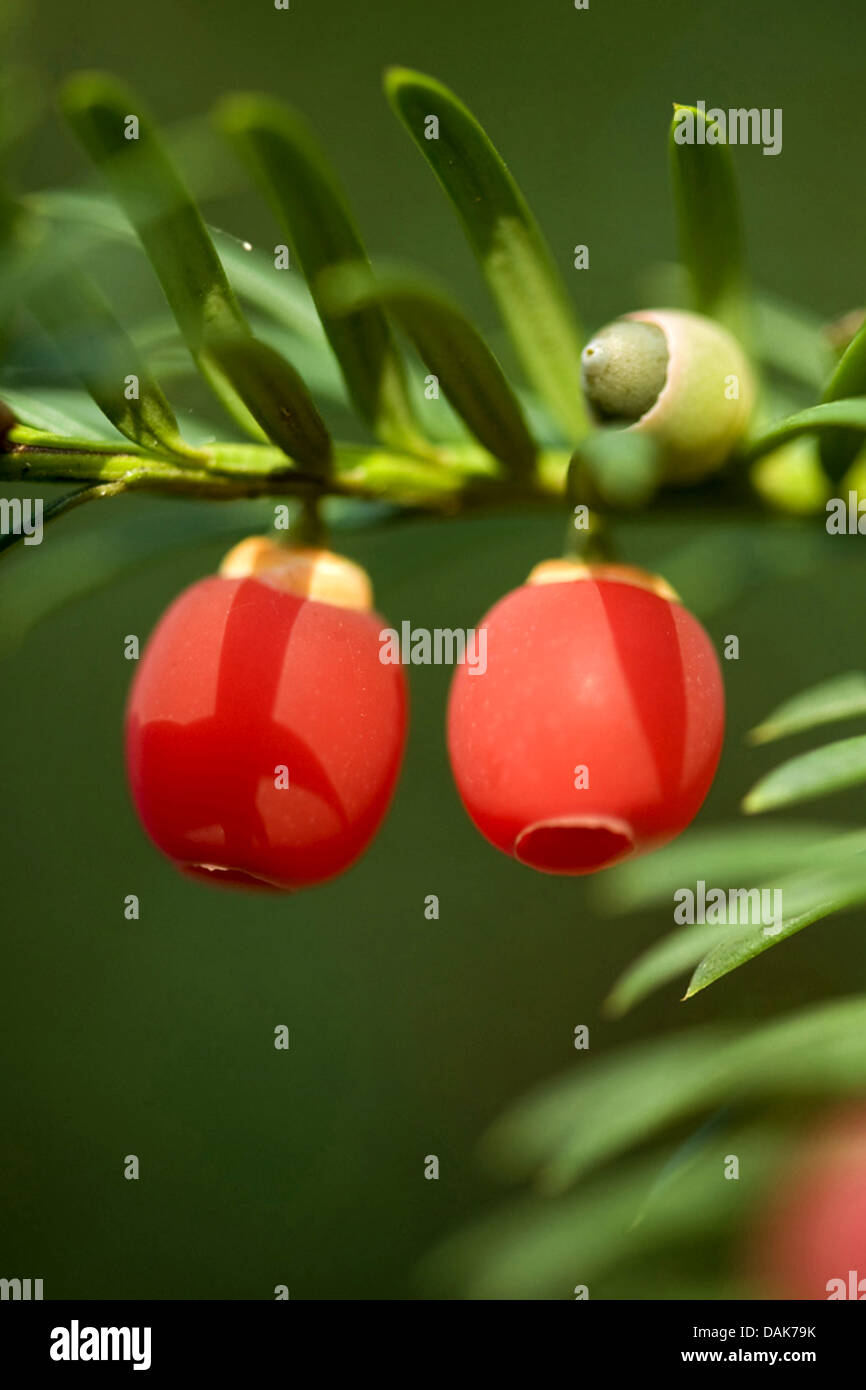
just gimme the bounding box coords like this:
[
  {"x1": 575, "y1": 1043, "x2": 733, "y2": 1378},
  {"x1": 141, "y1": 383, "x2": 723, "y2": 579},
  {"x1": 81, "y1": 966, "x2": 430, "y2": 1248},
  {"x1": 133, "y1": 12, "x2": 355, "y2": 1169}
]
[{"x1": 581, "y1": 320, "x2": 669, "y2": 422}]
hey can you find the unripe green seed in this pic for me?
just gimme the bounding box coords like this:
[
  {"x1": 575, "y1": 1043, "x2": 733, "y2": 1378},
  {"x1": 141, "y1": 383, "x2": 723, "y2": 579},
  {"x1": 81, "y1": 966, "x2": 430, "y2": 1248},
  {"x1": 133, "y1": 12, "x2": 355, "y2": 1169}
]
[
  {"x1": 580, "y1": 309, "x2": 756, "y2": 482},
  {"x1": 581, "y1": 320, "x2": 669, "y2": 421}
]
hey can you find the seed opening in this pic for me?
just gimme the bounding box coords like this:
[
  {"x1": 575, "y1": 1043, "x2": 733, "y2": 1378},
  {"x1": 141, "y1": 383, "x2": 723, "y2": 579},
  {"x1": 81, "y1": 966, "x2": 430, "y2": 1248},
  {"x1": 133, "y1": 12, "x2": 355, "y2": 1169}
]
[
  {"x1": 514, "y1": 817, "x2": 634, "y2": 875},
  {"x1": 181, "y1": 862, "x2": 291, "y2": 893}
]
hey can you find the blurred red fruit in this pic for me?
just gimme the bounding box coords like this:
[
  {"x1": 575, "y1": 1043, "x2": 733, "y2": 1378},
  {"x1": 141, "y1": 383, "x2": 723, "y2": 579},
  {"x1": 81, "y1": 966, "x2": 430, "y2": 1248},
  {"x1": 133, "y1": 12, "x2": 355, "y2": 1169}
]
[
  {"x1": 125, "y1": 544, "x2": 407, "y2": 890},
  {"x1": 446, "y1": 561, "x2": 724, "y2": 874},
  {"x1": 751, "y1": 1109, "x2": 866, "y2": 1300}
]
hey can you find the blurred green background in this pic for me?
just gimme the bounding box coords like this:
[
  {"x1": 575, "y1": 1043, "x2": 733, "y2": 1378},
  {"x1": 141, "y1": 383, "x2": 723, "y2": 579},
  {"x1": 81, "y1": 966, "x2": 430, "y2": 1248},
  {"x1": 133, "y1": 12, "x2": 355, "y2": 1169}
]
[{"x1": 2, "y1": 0, "x2": 866, "y2": 1299}]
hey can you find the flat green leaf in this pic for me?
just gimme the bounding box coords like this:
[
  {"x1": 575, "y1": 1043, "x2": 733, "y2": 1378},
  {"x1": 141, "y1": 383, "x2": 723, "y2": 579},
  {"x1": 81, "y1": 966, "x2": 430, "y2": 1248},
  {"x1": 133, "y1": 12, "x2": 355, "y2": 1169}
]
[
  {"x1": 605, "y1": 923, "x2": 753, "y2": 1019},
  {"x1": 217, "y1": 93, "x2": 423, "y2": 453},
  {"x1": 203, "y1": 329, "x2": 331, "y2": 473},
  {"x1": 603, "y1": 829, "x2": 866, "y2": 1013},
  {"x1": 322, "y1": 263, "x2": 536, "y2": 474},
  {"x1": 61, "y1": 73, "x2": 331, "y2": 471},
  {"x1": 685, "y1": 850, "x2": 866, "y2": 996},
  {"x1": 669, "y1": 105, "x2": 749, "y2": 343},
  {"x1": 749, "y1": 673, "x2": 866, "y2": 745},
  {"x1": 746, "y1": 397, "x2": 866, "y2": 460},
  {"x1": 242, "y1": 318, "x2": 347, "y2": 409},
  {"x1": 385, "y1": 67, "x2": 586, "y2": 443},
  {"x1": 744, "y1": 734, "x2": 866, "y2": 813}
]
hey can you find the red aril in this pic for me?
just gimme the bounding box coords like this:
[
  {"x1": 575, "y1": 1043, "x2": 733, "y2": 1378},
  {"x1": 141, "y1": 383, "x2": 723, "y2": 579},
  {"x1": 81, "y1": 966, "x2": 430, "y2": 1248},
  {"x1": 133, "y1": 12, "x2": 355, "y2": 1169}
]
[
  {"x1": 125, "y1": 539, "x2": 407, "y2": 890},
  {"x1": 446, "y1": 560, "x2": 724, "y2": 874}
]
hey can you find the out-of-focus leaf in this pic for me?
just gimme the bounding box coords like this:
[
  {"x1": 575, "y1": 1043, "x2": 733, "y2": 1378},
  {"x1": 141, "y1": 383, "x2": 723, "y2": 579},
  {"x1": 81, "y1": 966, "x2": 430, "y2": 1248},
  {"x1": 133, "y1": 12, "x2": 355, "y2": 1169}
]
[
  {"x1": 0, "y1": 386, "x2": 116, "y2": 440},
  {"x1": 726, "y1": 996, "x2": 866, "y2": 1092},
  {"x1": 640, "y1": 262, "x2": 831, "y2": 391},
  {"x1": 596, "y1": 822, "x2": 854, "y2": 915},
  {"x1": 0, "y1": 496, "x2": 272, "y2": 654},
  {"x1": 322, "y1": 263, "x2": 536, "y2": 474},
  {"x1": 743, "y1": 734, "x2": 866, "y2": 812},
  {"x1": 746, "y1": 398, "x2": 866, "y2": 459},
  {"x1": 0, "y1": 64, "x2": 45, "y2": 156},
  {"x1": 755, "y1": 297, "x2": 834, "y2": 391},
  {"x1": 749, "y1": 437, "x2": 829, "y2": 516},
  {"x1": 656, "y1": 525, "x2": 830, "y2": 622},
  {"x1": 130, "y1": 307, "x2": 348, "y2": 414},
  {"x1": 482, "y1": 1030, "x2": 733, "y2": 1186},
  {"x1": 27, "y1": 255, "x2": 202, "y2": 462},
  {"x1": 0, "y1": 186, "x2": 30, "y2": 357},
  {"x1": 424, "y1": 1127, "x2": 781, "y2": 1299},
  {"x1": 824, "y1": 319, "x2": 866, "y2": 401},
  {"x1": 61, "y1": 74, "x2": 331, "y2": 470},
  {"x1": 214, "y1": 237, "x2": 325, "y2": 342},
  {"x1": 59, "y1": 79, "x2": 250, "y2": 430},
  {"x1": 385, "y1": 67, "x2": 586, "y2": 442},
  {"x1": 0, "y1": 481, "x2": 128, "y2": 558},
  {"x1": 569, "y1": 429, "x2": 661, "y2": 509},
  {"x1": 669, "y1": 106, "x2": 748, "y2": 343},
  {"x1": 29, "y1": 189, "x2": 332, "y2": 350},
  {"x1": 0, "y1": 492, "x2": 399, "y2": 656},
  {"x1": 217, "y1": 93, "x2": 423, "y2": 453},
  {"x1": 821, "y1": 316, "x2": 866, "y2": 478},
  {"x1": 485, "y1": 996, "x2": 866, "y2": 1197},
  {"x1": 749, "y1": 673, "x2": 866, "y2": 745}
]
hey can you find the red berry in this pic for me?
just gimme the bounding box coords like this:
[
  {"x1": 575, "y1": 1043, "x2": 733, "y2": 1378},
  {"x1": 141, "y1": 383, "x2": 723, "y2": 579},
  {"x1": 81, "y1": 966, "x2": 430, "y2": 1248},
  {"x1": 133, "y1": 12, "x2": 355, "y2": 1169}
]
[
  {"x1": 749, "y1": 1110, "x2": 866, "y2": 1300},
  {"x1": 446, "y1": 560, "x2": 724, "y2": 874},
  {"x1": 125, "y1": 542, "x2": 407, "y2": 890}
]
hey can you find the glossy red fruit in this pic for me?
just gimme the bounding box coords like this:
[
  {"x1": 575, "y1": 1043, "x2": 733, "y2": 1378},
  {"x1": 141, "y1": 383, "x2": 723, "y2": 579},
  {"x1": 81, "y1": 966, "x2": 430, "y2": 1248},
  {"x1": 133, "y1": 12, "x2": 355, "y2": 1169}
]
[
  {"x1": 125, "y1": 542, "x2": 407, "y2": 891},
  {"x1": 749, "y1": 1109, "x2": 866, "y2": 1300},
  {"x1": 446, "y1": 560, "x2": 724, "y2": 875}
]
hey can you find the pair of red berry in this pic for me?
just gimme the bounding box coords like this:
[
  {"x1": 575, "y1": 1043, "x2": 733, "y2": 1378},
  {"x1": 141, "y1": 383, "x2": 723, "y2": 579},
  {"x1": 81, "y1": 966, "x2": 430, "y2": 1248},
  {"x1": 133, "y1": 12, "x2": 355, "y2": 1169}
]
[{"x1": 126, "y1": 538, "x2": 724, "y2": 890}]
